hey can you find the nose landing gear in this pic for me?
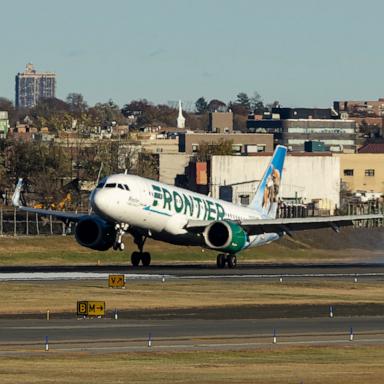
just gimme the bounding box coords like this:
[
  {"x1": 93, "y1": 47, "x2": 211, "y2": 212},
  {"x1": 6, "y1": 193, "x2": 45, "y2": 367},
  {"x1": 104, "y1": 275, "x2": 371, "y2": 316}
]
[
  {"x1": 216, "y1": 253, "x2": 237, "y2": 269},
  {"x1": 113, "y1": 223, "x2": 128, "y2": 251}
]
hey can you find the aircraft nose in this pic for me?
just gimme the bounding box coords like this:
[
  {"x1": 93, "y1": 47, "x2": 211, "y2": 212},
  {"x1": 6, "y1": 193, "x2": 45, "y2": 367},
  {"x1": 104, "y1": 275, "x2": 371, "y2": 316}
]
[{"x1": 91, "y1": 189, "x2": 109, "y2": 215}]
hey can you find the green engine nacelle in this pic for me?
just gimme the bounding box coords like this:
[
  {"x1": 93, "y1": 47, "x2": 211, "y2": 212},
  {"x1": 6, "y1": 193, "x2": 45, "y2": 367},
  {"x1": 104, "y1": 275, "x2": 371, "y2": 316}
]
[{"x1": 203, "y1": 220, "x2": 248, "y2": 253}]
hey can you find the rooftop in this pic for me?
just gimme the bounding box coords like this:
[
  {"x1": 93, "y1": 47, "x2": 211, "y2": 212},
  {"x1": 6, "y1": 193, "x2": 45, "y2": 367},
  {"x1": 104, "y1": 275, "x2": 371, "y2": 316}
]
[{"x1": 358, "y1": 143, "x2": 384, "y2": 153}]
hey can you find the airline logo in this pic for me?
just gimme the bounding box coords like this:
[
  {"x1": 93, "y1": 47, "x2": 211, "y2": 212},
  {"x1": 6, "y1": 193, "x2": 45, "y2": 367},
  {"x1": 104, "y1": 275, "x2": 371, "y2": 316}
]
[{"x1": 151, "y1": 184, "x2": 225, "y2": 220}]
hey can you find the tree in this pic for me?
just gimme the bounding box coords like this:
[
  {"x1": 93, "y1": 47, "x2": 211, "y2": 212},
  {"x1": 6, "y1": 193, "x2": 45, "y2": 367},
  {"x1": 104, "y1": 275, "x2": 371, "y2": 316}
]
[
  {"x1": 29, "y1": 97, "x2": 71, "y2": 132},
  {"x1": 0, "y1": 98, "x2": 17, "y2": 125},
  {"x1": 89, "y1": 99, "x2": 123, "y2": 126},
  {"x1": 250, "y1": 92, "x2": 266, "y2": 114},
  {"x1": 196, "y1": 139, "x2": 233, "y2": 162},
  {"x1": 136, "y1": 152, "x2": 159, "y2": 180},
  {"x1": 121, "y1": 99, "x2": 155, "y2": 128},
  {"x1": 266, "y1": 100, "x2": 280, "y2": 111},
  {"x1": 66, "y1": 93, "x2": 88, "y2": 117},
  {"x1": 207, "y1": 99, "x2": 226, "y2": 113},
  {"x1": 195, "y1": 97, "x2": 208, "y2": 114},
  {"x1": 228, "y1": 101, "x2": 248, "y2": 115},
  {"x1": 3, "y1": 139, "x2": 71, "y2": 206},
  {"x1": 236, "y1": 92, "x2": 251, "y2": 110}
]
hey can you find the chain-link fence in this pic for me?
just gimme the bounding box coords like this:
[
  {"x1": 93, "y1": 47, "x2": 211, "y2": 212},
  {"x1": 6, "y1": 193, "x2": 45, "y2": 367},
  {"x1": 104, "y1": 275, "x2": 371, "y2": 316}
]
[{"x1": 0, "y1": 208, "x2": 79, "y2": 236}]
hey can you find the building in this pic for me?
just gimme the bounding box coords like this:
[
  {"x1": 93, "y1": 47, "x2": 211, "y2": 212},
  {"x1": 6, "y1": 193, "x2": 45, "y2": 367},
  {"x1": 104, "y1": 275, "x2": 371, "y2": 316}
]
[
  {"x1": 358, "y1": 143, "x2": 384, "y2": 154},
  {"x1": 210, "y1": 153, "x2": 340, "y2": 213},
  {"x1": 334, "y1": 99, "x2": 384, "y2": 118},
  {"x1": 178, "y1": 132, "x2": 273, "y2": 154},
  {"x1": 337, "y1": 153, "x2": 384, "y2": 194},
  {"x1": 208, "y1": 111, "x2": 233, "y2": 133},
  {"x1": 0, "y1": 111, "x2": 10, "y2": 139},
  {"x1": 333, "y1": 99, "x2": 384, "y2": 140},
  {"x1": 15, "y1": 63, "x2": 56, "y2": 108},
  {"x1": 247, "y1": 107, "x2": 357, "y2": 152}
]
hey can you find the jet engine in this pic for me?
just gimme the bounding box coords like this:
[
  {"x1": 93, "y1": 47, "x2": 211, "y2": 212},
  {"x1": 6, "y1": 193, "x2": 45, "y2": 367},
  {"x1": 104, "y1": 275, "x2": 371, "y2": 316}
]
[
  {"x1": 75, "y1": 216, "x2": 116, "y2": 251},
  {"x1": 203, "y1": 220, "x2": 248, "y2": 253}
]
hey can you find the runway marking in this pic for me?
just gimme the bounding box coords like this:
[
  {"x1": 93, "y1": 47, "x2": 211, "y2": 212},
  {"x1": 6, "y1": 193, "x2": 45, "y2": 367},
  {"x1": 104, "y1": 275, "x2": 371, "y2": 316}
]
[
  {"x1": 1, "y1": 337, "x2": 384, "y2": 355},
  {"x1": 0, "y1": 272, "x2": 383, "y2": 281},
  {"x1": 0, "y1": 273, "x2": 170, "y2": 281}
]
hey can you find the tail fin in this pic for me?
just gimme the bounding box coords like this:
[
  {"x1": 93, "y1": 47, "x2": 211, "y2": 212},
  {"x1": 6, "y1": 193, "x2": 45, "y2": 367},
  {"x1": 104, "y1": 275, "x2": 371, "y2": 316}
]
[
  {"x1": 12, "y1": 178, "x2": 24, "y2": 207},
  {"x1": 249, "y1": 145, "x2": 287, "y2": 218}
]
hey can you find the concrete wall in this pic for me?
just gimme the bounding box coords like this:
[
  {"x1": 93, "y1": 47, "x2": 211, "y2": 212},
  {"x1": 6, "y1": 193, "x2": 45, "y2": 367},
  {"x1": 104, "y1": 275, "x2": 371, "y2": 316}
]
[
  {"x1": 210, "y1": 154, "x2": 341, "y2": 213},
  {"x1": 337, "y1": 153, "x2": 384, "y2": 193},
  {"x1": 159, "y1": 153, "x2": 191, "y2": 185}
]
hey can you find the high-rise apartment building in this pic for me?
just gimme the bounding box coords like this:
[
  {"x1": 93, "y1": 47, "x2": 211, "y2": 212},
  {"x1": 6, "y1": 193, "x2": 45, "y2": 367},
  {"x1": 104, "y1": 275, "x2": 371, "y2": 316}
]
[{"x1": 15, "y1": 63, "x2": 56, "y2": 108}]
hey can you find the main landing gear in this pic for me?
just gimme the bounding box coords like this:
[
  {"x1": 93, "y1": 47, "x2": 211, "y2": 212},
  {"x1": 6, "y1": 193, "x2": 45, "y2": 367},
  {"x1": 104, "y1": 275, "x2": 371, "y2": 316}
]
[
  {"x1": 112, "y1": 224, "x2": 151, "y2": 267},
  {"x1": 216, "y1": 253, "x2": 237, "y2": 269},
  {"x1": 131, "y1": 234, "x2": 151, "y2": 267}
]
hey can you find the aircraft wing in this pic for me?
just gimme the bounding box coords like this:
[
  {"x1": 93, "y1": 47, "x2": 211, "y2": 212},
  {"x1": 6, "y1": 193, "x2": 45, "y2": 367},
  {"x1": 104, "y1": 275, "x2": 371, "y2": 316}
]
[
  {"x1": 186, "y1": 214, "x2": 383, "y2": 235},
  {"x1": 15, "y1": 206, "x2": 86, "y2": 222},
  {"x1": 12, "y1": 178, "x2": 87, "y2": 223}
]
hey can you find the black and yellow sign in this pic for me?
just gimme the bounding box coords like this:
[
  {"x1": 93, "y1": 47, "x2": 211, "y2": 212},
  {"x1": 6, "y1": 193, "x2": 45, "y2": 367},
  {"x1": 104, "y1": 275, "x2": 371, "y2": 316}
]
[
  {"x1": 77, "y1": 301, "x2": 105, "y2": 317},
  {"x1": 108, "y1": 274, "x2": 125, "y2": 288}
]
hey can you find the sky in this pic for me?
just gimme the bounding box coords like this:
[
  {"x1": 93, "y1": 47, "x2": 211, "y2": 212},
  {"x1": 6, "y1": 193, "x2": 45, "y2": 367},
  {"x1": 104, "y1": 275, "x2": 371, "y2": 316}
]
[{"x1": 2, "y1": 0, "x2": 384, "y2": 108}]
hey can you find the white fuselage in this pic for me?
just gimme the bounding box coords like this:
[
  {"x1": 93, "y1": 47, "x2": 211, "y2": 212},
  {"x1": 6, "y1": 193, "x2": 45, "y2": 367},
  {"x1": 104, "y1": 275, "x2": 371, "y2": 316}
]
[{"x1": 90, "y1": 174, "x2": 279, "y2": 249}]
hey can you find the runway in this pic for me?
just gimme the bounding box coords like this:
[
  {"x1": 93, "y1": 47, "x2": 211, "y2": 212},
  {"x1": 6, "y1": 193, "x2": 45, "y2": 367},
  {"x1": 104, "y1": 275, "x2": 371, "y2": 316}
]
[
  {"x1": 0, "y1": 262, "x2": 383, "y2": 354},
  {"x1": 0, "y1": 316, "x2": 383, "y2": 354},
  {"x1": 1, "y1": 262, "x2": 384, "y2": 281}
]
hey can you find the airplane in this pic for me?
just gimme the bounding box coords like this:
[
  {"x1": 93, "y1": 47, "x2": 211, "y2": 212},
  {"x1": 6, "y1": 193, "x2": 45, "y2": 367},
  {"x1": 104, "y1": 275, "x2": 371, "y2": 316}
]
[{"x1": 12, "y1": 145, "x2": 383, "y2": 268}]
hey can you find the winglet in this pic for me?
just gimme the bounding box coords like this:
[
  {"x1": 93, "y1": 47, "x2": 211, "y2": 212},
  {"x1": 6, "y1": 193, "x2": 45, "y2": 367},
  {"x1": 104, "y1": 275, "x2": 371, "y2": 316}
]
[{"x1": 12, "y1": 178, "x2": 24, "y2": 207}]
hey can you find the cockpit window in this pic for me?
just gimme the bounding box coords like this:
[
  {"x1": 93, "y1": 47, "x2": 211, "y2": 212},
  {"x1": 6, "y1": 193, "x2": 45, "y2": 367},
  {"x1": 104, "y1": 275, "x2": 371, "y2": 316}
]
[
  {"x1": 124, "y1": 184, "x2": 130, "y2": 191},
  {"x1": 117, "y1": 184, "x2": 125, "y2": 190},
  {"x1": 105, "y1": 183, "x2": 117, "y2": 188}
]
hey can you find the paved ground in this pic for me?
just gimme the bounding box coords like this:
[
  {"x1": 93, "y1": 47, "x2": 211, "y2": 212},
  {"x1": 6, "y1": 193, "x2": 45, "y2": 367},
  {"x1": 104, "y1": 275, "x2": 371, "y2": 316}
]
[
  {"x1": 0, "y1": 262, "x2": 383, "y2": 354},
  {"x1": 0, "y1": 316, "x2": 383, "y2": 354},
  {"x1": 1, "y1": 262, "x2": 384, "y2": 278}
]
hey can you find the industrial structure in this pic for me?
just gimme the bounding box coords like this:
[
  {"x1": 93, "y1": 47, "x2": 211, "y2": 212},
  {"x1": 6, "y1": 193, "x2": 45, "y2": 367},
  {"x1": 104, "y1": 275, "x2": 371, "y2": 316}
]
[{"x1": 15, "y1": 63, "x2": 56, "y2": 108}]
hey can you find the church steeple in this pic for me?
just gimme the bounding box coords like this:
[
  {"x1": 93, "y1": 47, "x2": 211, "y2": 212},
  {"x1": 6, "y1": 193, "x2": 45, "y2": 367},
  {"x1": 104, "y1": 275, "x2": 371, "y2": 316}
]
[{"x1": 177, "y1": 100, "x2": 185, "y2": 129}]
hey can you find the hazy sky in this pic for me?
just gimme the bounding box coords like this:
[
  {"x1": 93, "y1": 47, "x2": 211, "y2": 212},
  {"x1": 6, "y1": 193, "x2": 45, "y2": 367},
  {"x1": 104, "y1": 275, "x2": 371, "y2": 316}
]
[{"x1": 2, "y1": 0, "x2": 383, "y2": 108}]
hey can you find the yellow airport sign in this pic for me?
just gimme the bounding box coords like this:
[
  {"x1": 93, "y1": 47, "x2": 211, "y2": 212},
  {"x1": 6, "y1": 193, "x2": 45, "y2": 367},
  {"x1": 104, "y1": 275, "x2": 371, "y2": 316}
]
[
  {"x1": 108, "y1": 274, "x2": 125, "y2": 288},
  {"x1": 77, "y1": 301, "x2": 105, "y2": 317}
]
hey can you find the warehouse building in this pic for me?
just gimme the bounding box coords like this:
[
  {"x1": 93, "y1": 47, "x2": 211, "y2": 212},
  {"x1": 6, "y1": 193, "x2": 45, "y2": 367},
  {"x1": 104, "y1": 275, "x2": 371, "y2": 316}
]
[{"x1": 210, "y1": 153, "x2": 340, "y2": 214}]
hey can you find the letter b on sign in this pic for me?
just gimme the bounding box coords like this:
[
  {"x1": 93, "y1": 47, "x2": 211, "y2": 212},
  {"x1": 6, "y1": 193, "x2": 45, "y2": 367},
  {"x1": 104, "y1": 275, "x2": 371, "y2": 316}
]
[{"x1": 77, "y1": 301, "x2": 88, "y2": 316}]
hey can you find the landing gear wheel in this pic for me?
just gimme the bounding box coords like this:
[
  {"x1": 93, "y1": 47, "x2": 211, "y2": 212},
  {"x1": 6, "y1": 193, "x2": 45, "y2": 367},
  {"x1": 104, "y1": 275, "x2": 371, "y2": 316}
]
[
  {"x1": 216, "y1": 254, "x2": 226, "y2": 268},
  {"x1": 131, "y1": 251, "x2": 140, "y2": 267},
  {"x1": 141, "y1": 252, "x2": 151, "y2": 267},
  {"x1": 227, "y1": 254, "x2": 237, "y2": 269}
]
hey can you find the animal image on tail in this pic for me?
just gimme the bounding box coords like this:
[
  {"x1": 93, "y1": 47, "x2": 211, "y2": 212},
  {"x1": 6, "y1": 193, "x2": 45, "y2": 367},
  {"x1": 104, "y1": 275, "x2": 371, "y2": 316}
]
[
  {"x1": 249, "y1": 145, "x2": 286, "y2": 218},
  {"x1": 262, "y1": 166, "x2": 281, "y2": 214}
]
